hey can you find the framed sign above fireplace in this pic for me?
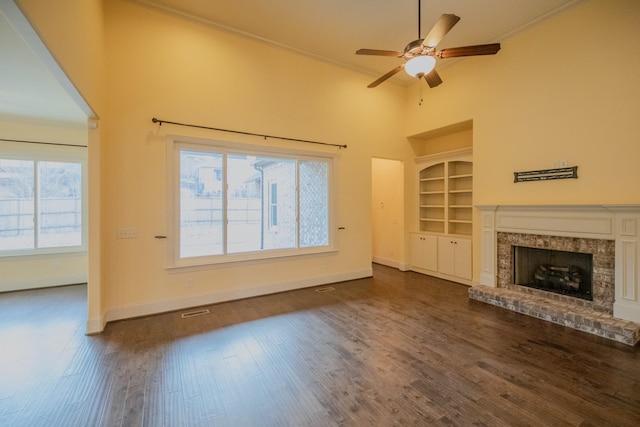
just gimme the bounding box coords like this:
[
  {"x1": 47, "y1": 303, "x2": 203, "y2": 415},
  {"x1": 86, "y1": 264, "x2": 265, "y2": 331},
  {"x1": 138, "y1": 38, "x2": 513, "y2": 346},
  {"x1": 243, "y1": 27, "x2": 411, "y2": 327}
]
[{"x1": 514, "y1": 166, "x2": 578, "y2": 183}]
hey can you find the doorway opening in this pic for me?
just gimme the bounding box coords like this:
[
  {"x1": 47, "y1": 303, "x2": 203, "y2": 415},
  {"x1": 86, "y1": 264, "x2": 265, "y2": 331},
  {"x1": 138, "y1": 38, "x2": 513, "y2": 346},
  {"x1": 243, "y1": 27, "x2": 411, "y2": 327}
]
[{"x1": 371, "y1": 158, "x2": 404, "y2": 269}]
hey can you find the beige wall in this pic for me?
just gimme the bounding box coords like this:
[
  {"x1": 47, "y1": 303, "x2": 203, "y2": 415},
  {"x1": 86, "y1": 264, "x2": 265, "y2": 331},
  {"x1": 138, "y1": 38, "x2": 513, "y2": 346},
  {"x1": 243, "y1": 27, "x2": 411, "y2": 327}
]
[
  {"x1": 0, "y1": 119, "x2": 87, "y2": 146},
  {"x1": 96, "y1": 0, "x2": 409, "y2": 323},
  {"x1": 409, "y1": 125, "x2": 473, "y2": 158},
  {"x1": 0, "y1": 252, "x2": 87, "y2": 292},
  {"x1": 404, "y1": 0, "x2": 640, "y2": 283}
]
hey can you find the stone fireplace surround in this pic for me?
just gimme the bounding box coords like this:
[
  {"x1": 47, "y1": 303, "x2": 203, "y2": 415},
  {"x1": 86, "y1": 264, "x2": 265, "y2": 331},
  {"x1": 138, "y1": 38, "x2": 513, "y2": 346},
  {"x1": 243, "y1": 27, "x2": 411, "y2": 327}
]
[
  {"x1": 470, "y1": 205, "x2": 640, "y2": 345},
  {"x1": 498, "y1": 232, "x2": 614, "y2": 312}
]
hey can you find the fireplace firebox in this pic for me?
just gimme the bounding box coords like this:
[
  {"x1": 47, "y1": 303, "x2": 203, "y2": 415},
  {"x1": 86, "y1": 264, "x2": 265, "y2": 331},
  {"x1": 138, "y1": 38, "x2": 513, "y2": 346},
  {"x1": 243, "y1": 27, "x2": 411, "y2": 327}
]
[{"x1": 513, "y1": 246, "x2": 593, "y2": 301}]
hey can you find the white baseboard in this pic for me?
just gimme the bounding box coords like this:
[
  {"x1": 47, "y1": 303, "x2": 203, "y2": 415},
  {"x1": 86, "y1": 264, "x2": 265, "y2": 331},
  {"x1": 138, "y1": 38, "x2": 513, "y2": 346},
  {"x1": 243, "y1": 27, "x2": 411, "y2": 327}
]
[
  {"x1": 408, "y1": 266, "x2": 472, "y2": 286},
  {"x1": 397, "y1": 261, "x2": 411, "y2": 272},
  {"x1": 614, "y1": 302, "x2": 640, "y2": 324},
  {"x1": 0, "y1": 275, "x2": 87, "y2": 293},
  {"x1": 372, "y1": 256, "x2": 402, "y2": 269},
  {"x1": 86, "y1": 315, "x2": 106, "y2": 335},
  {"x1": 96, "y1": 268, "x2": 372, "y2": 332},
  {"x1": 479, "y1": 272, "x2": 497, "y2": 287}
]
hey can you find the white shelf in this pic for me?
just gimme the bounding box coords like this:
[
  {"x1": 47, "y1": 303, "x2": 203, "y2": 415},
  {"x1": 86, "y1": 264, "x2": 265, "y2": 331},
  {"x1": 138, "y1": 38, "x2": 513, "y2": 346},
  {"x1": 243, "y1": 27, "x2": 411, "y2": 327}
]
[
  {"x1": 417, "y1": 156, "x2": 473, "y2": 236},
  {"x1": 449, "y1": 173, "x2": 472, "y2": 179}
]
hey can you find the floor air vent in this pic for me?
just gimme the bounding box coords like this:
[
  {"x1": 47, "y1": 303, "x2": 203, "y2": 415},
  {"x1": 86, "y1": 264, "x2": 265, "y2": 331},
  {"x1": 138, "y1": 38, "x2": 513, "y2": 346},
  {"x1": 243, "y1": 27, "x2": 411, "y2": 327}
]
[
  {"x1": 181, "y1": 309, "x2": 210, "y2": 318},
  {"x1": 315, "y1": 286, "x2": 336, "y2": 293}
]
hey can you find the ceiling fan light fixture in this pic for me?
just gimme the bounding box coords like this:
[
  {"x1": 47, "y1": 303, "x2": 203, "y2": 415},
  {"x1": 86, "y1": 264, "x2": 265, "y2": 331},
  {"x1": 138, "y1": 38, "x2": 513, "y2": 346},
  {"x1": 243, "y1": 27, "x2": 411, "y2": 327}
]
[{"x1": 405, "y1": 55, "x2": 436, "y2": 78}]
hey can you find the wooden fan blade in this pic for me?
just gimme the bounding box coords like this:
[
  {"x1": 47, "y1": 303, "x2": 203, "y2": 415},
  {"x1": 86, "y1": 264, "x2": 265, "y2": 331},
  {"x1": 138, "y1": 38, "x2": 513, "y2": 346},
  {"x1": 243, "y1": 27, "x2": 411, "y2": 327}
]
[
  {"x1": 437, "y1": 43, "x2": 501, "y2": 59},
  {"x1": 367, "y1": 65, "x2": 404, "y2": 88},
  {"x1": 423, "y1": 69, "x2": 443, "y2": 88},
  {"x1": 356, "y1": 48, "x2": 403, "y2": 57},
  {"x1": 423, "y1": 14, "x2": 460, "y2": 48}
]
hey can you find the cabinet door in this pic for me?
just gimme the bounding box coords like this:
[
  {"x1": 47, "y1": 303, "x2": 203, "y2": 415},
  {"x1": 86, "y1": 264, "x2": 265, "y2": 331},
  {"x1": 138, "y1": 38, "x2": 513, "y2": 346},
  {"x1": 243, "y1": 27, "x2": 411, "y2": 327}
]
[
  {"x1": 453, "y1": 238, "x2": 472, "y2": 280},
  {"x1": 438, "y1": 236, "x2": 472, "y2": 279},
  {"x1": 437, "y1": 236, "x2": 455, "y2": 276},
  {"x1": 411, "y1": 234, "x2": 438, "y2": 271}
]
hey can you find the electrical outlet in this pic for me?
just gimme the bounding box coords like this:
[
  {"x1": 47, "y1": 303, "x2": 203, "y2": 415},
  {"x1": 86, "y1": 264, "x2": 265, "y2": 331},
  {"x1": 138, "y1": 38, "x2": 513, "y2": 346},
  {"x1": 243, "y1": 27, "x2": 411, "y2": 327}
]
[{"x1": 117, "y1": 228, "x2": 139, "y2": 239}]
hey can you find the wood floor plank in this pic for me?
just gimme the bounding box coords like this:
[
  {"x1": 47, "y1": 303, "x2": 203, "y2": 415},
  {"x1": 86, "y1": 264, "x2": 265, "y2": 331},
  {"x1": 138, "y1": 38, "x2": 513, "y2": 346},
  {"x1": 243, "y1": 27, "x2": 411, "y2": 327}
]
[{"x1": 1, "y1": 268, "x2": 639, "y2": 426}]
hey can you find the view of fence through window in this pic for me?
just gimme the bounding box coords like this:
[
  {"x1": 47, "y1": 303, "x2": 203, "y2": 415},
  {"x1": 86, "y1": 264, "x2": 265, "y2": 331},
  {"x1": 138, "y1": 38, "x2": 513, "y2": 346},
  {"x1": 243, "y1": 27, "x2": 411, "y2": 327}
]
[
  {"x1": 179, "y1": 148, "x2": 329, "y2": 259},
  {"x1": 0, "y1": 159, "x2": 82, "y2": 252}
]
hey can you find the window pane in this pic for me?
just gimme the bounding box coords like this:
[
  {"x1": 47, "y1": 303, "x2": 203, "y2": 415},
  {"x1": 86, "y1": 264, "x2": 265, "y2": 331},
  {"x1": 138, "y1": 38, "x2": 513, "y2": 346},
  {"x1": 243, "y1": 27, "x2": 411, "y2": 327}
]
[
  {"x1": 269, "y1": 182, "x2": 278, "y2": 227},
  {"x1": 227, "y1": 155, "x2": 296, "y2": 253},
  {"x1": 180, "y1": 150, "x2": 223, "y2": 257},
  {"x1": 38, "y1": 161, "x2": 82, "y2": 248},
  {"x1": 0, "y1": 159, "x2": 34, "y2": 251},
  {"x1": 300, "y1": 160, "x2": 329, "y2": 247}
]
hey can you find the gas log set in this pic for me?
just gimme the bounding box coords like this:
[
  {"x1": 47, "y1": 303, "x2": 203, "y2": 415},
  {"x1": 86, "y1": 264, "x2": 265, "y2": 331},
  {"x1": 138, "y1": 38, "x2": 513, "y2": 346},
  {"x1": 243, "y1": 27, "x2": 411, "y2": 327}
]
[{"x1": 533, "y1": 264, "x2": 584, "y2": 292}]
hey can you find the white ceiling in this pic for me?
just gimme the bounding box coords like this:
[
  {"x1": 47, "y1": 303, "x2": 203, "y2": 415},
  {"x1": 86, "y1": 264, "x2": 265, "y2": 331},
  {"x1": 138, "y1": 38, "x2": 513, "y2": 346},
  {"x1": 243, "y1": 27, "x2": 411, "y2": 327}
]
[{"x1": 0, "y1": 0, "x2": 581, "y2": 125}]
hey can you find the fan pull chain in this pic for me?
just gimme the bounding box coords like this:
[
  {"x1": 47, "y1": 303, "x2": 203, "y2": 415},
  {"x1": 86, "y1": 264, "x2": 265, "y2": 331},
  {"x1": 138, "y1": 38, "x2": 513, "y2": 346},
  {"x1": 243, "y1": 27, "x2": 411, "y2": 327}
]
[
  {"x1": 418, "y1": 0, "x2": 421, "y2": 39},
  {"x1": 418, "y1": 80, "x2": 424, "y2": 106}
]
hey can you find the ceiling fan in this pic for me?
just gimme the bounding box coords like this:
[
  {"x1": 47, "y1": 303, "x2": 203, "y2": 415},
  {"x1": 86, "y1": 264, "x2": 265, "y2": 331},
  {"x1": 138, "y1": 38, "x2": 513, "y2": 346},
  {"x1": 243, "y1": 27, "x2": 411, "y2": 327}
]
[{"x1": 356, "y1": 0, "x2": 501, "y2": 88}]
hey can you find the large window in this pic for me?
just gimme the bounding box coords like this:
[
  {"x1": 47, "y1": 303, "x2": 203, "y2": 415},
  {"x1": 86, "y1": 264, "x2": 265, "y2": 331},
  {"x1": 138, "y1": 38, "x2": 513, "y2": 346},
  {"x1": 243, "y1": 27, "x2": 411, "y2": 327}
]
[
  {"x1": 171, "y1": 138, "x2": 334, "y2": 267},
  {"x1": 0, "y1": 147, "x2": 86, "y2": 256}
]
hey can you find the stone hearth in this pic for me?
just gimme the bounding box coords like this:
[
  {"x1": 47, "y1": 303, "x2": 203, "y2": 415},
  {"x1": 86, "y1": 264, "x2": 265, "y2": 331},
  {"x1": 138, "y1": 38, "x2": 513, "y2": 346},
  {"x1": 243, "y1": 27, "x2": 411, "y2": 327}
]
[
  {"x1": 469, "y1": 286, "x2": 640, "y2": 345},
  {"x1": 472, "y1": 205, "x2": 640, "y2": 346}
]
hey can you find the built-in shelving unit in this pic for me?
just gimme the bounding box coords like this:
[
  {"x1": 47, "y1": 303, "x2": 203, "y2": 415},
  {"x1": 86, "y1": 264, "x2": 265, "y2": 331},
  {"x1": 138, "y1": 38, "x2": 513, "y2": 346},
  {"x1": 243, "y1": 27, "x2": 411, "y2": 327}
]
[
  {"x1": 417, "y1": 150, "x2": 472, "y2": 236},
  {"x1": 419, "y1": 162, "x2": 445, "y2": 233},
  {"x1": 447, "y1": 160, "x2": 473, "y2": 236},
  {"x1": 412, "y1": 144, "x2": 473, "y2": 285}
]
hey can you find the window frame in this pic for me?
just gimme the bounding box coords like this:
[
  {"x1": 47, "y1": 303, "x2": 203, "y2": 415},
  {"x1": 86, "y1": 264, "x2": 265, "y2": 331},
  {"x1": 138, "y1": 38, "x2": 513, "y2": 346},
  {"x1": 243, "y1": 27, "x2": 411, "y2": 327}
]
[
  {"x1": 166, "y1": 135, "x2": 337, "y2": 269},
  {"x1": 0, "y1": 141, "x2": 88, "y2": 258}
]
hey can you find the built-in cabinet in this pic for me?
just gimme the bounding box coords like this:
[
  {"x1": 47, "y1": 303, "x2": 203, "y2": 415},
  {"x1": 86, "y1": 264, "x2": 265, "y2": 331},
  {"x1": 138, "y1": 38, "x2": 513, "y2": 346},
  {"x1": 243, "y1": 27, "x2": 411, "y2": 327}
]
[
  {"x1": 437, "y1": 236, "x2": 472, "y2": 280},
  {"x1": 411, "y1": 148, "x2": 473, "y2": 285},
  {"x1": 410, "y1": 234, "x2": 438, "y2": 272}
]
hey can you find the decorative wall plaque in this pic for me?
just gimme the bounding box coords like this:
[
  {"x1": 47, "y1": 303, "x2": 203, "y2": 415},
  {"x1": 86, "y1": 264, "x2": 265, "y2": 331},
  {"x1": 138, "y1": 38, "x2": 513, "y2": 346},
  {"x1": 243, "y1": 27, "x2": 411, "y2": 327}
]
[{"x1": 514, "y1": 166, "x2": 578, "y2": 183}]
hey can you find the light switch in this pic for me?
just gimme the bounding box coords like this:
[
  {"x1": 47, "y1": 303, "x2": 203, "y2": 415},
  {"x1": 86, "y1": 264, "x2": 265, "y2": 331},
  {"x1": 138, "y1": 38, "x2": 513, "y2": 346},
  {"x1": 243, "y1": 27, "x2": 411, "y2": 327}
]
[{"x1": 117, "y1": 228, "x2": 138, "y2": 239}]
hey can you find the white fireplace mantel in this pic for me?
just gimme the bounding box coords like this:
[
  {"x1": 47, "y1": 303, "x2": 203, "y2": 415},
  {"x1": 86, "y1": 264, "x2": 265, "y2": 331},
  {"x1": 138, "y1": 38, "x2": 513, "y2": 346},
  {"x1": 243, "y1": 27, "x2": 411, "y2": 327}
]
[{"x1": 476, "y1": 204, "x2": 640, "y2": 323}]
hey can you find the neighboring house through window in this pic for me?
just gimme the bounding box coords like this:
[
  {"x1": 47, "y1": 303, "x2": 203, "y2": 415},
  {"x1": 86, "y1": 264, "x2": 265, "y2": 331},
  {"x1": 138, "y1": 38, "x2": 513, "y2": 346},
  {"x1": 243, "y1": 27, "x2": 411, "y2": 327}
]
[{"x1": 169, "y1": 136, "x2": 335, "y2": 267}]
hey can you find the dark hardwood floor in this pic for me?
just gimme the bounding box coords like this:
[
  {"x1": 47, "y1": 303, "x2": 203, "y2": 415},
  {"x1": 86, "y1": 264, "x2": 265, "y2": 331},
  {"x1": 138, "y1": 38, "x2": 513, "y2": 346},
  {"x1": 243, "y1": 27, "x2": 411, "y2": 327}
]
[{"x1": 0, "y1": 264, "x2": 639, "y2": 426}]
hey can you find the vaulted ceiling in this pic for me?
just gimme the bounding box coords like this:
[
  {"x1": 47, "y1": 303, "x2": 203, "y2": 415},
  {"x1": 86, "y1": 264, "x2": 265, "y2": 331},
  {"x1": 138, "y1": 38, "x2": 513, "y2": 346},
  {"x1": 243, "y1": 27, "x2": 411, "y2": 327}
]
[
  {"x1": 137, "y1": 0, "x2": 581, "y2": 84},
  {"x1": 0, "y1": 0, "x2": 581, "y2": 124}
]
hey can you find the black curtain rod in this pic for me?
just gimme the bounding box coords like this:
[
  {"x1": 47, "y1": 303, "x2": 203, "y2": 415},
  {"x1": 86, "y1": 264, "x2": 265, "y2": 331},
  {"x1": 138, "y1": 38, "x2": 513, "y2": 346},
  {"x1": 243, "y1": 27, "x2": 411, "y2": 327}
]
[
  {"x1": 0, "y1": 138, "x2": 87, "y2": 148},
  {"x1": 152, "y1": 118, "x2": 347, "y2": 149}
]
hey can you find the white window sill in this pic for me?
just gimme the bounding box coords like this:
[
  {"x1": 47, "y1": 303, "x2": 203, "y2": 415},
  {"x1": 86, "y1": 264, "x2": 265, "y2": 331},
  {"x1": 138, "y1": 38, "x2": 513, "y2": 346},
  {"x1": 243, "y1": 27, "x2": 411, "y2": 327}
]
[{"x1": 166, "y1": 246, "x2": 338, "y2": 272}]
